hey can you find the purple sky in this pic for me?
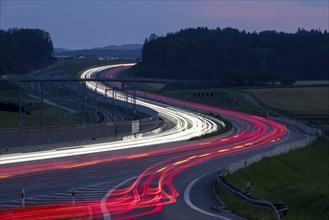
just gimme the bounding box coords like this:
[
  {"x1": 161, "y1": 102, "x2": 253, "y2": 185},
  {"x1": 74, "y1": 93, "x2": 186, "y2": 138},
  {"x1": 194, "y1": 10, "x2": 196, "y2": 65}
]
[{"x1": 1, "y1": 0, "x2": 328, "y2": 50}]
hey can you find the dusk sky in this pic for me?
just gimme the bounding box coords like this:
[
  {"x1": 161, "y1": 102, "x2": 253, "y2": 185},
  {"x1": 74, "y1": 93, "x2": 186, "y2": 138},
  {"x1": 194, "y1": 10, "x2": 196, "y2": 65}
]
[{"x1": 1, "y1": 0, "x2": 328, "y2": 50}]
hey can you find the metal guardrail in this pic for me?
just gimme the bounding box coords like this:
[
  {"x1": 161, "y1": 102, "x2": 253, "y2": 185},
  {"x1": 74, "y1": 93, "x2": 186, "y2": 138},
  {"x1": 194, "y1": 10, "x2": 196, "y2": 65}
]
[{"x1": 216, "y1": 169, "x2": 288, "y2": 220}]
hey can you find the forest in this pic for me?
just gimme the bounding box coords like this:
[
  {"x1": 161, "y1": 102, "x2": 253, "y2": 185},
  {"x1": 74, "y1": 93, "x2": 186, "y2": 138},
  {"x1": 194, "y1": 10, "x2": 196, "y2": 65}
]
[
  {"x1": 0, "y1": 28, "x2": 54, "y2": 75},
  {"x1": 133, "y1": 27, "x2": 329, "y2": 86}
]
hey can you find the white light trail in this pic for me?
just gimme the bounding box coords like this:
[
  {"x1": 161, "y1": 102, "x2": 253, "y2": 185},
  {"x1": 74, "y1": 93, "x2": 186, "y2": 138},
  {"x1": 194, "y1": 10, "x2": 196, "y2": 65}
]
[{"x1": 0, "y1": 64, "x2": 219, "y2": 165}]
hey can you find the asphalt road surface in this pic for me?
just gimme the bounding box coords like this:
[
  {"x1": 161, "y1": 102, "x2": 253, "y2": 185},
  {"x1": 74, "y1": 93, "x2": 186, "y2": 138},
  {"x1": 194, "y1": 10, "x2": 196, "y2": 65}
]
[
  {"x1": 0, "y1": 122, "x2": 307, "y2": 219},
  {"x1": 0, "y1": 64, "x2": 312, "y2": 220}
]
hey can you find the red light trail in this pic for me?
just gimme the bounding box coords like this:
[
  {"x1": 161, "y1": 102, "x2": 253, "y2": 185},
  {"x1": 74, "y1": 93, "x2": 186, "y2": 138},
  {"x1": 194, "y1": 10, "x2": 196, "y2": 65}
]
[{"x1": 0, "y1": 65, "x2": 289, "y2": 219}]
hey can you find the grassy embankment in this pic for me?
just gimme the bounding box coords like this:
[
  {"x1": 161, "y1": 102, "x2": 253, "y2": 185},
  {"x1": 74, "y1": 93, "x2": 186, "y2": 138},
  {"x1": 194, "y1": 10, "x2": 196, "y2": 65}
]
[
  {"x1": 0, "y1": 58, "x2": 136, "y2": 128},
  {"x1": 216, "y1": 134, "x2": 329, "y2": 220}
]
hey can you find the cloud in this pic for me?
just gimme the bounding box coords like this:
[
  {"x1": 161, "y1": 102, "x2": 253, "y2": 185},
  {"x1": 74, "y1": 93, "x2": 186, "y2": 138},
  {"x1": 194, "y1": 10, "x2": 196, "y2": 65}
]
[
  {"x1": 298, "y1": 0, "x2": 328, "y2": 8},
  {"x1": 192, "y1": 0, "x2": 328, "y2": 32}
]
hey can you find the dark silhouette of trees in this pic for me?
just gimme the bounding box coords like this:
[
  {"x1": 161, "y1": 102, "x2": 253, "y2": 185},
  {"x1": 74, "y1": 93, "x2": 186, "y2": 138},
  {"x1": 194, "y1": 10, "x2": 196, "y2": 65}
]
[
  {"x1": 0, "y1": 28, "x2": 54, "y2": 75},
  {"x1": 133, "y1": 27, "x2": 328, "y2": 86}
]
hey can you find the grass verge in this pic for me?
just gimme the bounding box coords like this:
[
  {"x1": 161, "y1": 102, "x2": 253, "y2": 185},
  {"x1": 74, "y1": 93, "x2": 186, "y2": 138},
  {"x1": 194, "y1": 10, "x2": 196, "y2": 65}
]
[
  {"x1": 215, "y1": 181, "x2": 275, "y2": 220},
  {"x1": 216, "y1": 135, "x2": 329, "y2": 220},
  {"x1": 190, "y1": 113, "x2": 232, "y2": 141}
]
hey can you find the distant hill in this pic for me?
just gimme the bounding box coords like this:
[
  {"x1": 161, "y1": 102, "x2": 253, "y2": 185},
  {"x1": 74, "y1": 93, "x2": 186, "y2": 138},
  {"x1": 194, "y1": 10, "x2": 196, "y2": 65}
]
[
  {"x1": 96, "y1": 44, "x2": 142, "y2": 50},
  {"x1": 54, "y1": 48, "x2": 72, "y2": 53},
  {"x1": 54, "y1": 44, "x2": 142, "y2": 59}
]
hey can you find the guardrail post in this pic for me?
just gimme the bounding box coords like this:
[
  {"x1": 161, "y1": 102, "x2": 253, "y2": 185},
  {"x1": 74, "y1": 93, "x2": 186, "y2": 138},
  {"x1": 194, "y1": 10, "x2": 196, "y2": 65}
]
[
  {"x1": 72, "y1": 187, "x2": 76, "y2": 205},
  {"x1": 21, "y1": 188, "x2": 25, "y2": 207},
  {"x1": 246, "y1": 181, "x2": 251, "y2": 197}
]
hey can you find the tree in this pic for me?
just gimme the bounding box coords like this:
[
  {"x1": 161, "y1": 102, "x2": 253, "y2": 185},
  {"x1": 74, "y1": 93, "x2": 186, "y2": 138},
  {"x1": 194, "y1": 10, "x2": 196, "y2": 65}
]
[
  {"x1": 0, "y1": 28, "x2": 54, "y2": 75},
  {"x1": 134, "y1": 27, "x2": 329, "y2": 84}
]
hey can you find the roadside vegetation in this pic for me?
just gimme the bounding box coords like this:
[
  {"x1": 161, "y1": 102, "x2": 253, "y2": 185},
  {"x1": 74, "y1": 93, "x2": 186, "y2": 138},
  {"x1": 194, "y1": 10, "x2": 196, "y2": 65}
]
[
  {"x1": 215, "y1": 184, "x2": 275, "y2": 220},
  {"x1": 189, "y1": 113, "x2": 232, "y2": 141},
  {"x1": 216, "y1": 134, "x2": 329, "y2": 220}
]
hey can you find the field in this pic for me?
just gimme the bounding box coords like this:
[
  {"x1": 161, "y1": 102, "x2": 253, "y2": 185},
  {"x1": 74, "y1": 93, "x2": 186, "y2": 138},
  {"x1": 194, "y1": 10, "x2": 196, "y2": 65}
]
[
  {"x1": 295, "y1": 80, "x2": 329, "y2": 86},
  {"x1": 216, "y1": 135, "x2": 329, "y2": 220},
  {"x1": 246, "y1": 87, "x2": 329, "y2": 114}
]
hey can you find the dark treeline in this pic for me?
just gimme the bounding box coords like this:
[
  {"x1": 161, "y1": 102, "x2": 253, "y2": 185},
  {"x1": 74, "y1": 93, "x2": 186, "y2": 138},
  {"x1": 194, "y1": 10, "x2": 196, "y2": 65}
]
[
  {"x1": 0, "y1": 28, "x2": 54, "y2": 75},
  {"x1": 134, "y1": 27, "x2": 329, "y2": 86}
]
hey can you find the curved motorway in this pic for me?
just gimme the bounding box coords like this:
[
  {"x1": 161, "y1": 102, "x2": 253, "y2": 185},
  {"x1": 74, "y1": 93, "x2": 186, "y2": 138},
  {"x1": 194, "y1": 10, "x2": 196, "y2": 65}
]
[{"x1": 0, "y1": 64, "x2": 308, "y2": 220}]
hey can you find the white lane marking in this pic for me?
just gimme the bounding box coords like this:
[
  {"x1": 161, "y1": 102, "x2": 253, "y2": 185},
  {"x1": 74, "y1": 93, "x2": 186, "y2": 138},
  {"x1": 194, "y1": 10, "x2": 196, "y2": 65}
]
[
  {"x1": 52, "y1": 192, "x2": 72, "y2": 196},
  {"x1": 0, "y1": 204, "x2": 20, "y2": 208},
  {"x1": 25, "y1": 184, "x2": 46, "y2": 189},
  {"x1": 100, "y1": 176, "x2": 137, "y2": 220},
  {"x1": 184, "y1": 172, "x2": 232, "y2": 220},
  {"x1": 22, "y1": 201, "x2": 42, "y2": 204},
  {"x1": 242, "y1": 93, "x2": 261, "y2": 108},
  {"x1": 76, "y1": 190, "x2": 109, "y2": 193},
  {"x1": 25, "y1": 197, "x2": 59, "y2": 201},
  {"x1": 36, "y1": 177, "x2": 54, "y2": 181},
  {"x1": 38, "y1": 194, "x2": 70, "y2": 199},
  {"x1": 79, "y1": 175, "x2": 96, "y2": 180},
  {"x1": 81, "y1": 170, "x2": 97, "y2": 174}
]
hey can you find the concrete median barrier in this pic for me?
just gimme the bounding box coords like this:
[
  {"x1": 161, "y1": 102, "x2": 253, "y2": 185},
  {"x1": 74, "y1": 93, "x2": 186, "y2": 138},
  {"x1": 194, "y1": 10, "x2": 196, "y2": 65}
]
[{"x1": 0, "y1": 114, "x2": 160, "y2": 152}]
